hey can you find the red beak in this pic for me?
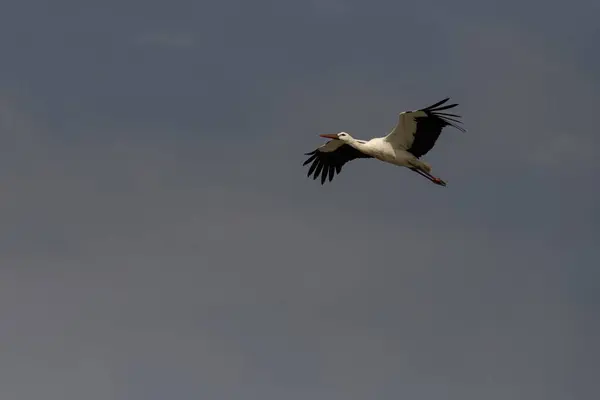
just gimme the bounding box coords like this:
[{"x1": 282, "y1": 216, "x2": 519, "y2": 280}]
[{"x1": 319, "y1": 134, "x2": 338, "y2": 139}]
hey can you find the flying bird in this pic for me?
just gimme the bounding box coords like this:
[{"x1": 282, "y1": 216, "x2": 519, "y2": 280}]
[{"x1": 302, "y1": 97, "x2": 466, "y2": 186}]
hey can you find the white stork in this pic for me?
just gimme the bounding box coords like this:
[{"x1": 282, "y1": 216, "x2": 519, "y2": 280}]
[{"x1": 302, "y1": 97, "x2": 466, "y2": 186}]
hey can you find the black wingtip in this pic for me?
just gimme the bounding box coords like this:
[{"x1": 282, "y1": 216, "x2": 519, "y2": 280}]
[
  {"x1": 432, "y1": 103, "x2": 459, "y2": 111},
  {"x1": 303, "y1": 154, "x2": 317, "y2": 166},
  {"x1": 423, "y1": 98, "x2": 466, "y2": 133},
  {"x1": 424, "y1": 98, "x2": 450, "y2": 110},
  {"x1": 431, "y1": 112, "x2": 467, "y2": 133},
  {"x1": 423, "y1": 98, "x2": 462, "y2": 113},
  {"x1": 313, "y1": 162, "x2": 324, "y2": 180}
]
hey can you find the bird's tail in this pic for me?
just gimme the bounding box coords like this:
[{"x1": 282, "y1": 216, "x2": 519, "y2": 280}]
[{"x1": 420, "y1": 161, "x2": 432, "y2": 173}]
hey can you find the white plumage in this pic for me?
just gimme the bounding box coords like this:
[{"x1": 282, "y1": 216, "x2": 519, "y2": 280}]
[{"x1": 302, "y1": 98, "x2": 466, "y2": 186}]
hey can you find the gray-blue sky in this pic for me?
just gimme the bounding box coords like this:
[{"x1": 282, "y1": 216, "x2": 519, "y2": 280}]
[{"x1": 0, "y1": 0, "x2": 598, "y2": 399}]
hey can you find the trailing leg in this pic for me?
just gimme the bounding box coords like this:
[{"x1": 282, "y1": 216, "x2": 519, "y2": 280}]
[{"x1": 408, "y1": 160, "x2": 447, "y2": 187}]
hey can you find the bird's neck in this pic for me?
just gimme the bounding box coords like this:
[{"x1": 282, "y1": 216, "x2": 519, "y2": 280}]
[
  {"x1": 345, "y1": 137, "x2": 361, "y2": 146},
  {"x1": 347, "y1": 138, "x2": 370, "y2": 152}
]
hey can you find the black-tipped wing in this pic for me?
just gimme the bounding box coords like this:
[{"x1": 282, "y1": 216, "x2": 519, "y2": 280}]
[
  {"x1": 302, "y1": 140, "x2": 372, "y2": 184},
  {"x1": 385, "y1": 97, "x2": 466, "y2": 158}
]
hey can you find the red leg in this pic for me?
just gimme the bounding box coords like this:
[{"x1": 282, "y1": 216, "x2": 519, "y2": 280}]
[{"x1": 411, "y1": 168, "x2": 447, "y2": 186}]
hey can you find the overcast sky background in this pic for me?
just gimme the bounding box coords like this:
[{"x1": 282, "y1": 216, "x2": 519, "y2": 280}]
[{"x1": 1, "y1": 0, "x2": 599, "y2": 399}]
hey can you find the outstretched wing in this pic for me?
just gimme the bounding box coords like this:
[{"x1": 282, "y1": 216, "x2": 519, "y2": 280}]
[
  {"x1": 302, "y1": 140, "x2": 372, "y2": 184},
  {"x1": 384, "y1": 98, "x2": 466, "y2": 158}
]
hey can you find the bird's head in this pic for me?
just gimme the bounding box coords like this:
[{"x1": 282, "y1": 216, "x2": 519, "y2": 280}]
[{"x1": 319, "y1": 132, "x2": 352, "y2": 143}]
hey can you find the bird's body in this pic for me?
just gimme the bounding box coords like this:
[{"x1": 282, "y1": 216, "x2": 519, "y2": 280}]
[
  {"x1": 302, "y1": 98, "x2": 465, "y2": 186},
  {"x1": 352, "y1": 137, "x2": 424, "y2": 168}
]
